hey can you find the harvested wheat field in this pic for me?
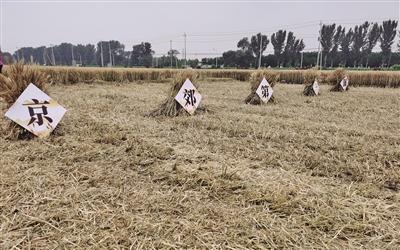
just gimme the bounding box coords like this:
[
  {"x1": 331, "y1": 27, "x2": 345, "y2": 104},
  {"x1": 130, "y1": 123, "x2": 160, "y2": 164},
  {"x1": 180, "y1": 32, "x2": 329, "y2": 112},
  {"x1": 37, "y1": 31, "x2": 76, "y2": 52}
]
[{"x1": 1, "y1": 79, "x2": 399, "y2": 249}]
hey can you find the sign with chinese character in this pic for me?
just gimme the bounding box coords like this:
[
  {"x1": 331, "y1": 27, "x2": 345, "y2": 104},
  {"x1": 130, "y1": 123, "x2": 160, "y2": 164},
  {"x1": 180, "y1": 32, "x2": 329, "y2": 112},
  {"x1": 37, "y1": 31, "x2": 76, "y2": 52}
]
[
  {"x1": 256, "y1": 77, "x2": 273, "y2": 103},
  {"x1": 340, "y1": 76, "x2": 349, "y2": 90},
  {"x1": 5, "y1": 83, "x2": 67, "y2": 138},
  {"x1": 313, "y1": 80, "x2": 320, "y2": 95},
  {"x1": 175, "y1": 79, "x2": 202, "y2": 115}
]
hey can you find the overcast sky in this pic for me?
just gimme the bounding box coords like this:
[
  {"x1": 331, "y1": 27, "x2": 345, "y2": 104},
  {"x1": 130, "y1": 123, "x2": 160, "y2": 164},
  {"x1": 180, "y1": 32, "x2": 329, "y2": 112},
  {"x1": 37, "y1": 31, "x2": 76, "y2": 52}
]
[{"x1": 1, "y1": 0, "x2": 399, "y2": 58}]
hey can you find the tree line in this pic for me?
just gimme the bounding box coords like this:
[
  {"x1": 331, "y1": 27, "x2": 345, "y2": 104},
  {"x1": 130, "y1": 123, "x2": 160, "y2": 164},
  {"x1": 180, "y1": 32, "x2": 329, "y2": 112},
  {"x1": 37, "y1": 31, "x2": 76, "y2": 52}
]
[
  {"x1": 5, "y1": 41, "x2": 157, "y2": 67},
  {"x1": 319, "y1": 20, "x2": 398, "y2": 68},
  {"x1": 218, "y1": 19, "x2": 399, "y2": 68},
  {"x1": 221, "y1": 31, "x2": 305, "y2": 68},
  {"x1": 2, "y1": 19, "x2": 399, "y2": 69}
]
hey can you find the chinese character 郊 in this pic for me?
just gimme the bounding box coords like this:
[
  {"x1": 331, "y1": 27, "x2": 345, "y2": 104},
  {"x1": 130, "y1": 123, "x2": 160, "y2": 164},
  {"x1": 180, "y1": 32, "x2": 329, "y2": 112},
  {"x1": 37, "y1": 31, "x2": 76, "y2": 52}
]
[
  {"x1": 261, "y1": 85, "x2": 269, "y2": 98},
  {"x1": 184, "y1": 89, "x2": 196, "y2": 106}
]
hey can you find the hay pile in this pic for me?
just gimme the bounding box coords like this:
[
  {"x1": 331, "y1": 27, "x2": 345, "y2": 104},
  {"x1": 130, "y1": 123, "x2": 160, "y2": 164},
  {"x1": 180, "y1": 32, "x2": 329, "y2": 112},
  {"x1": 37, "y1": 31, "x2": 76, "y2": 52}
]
[
  {"x1": 303, "y1": 69, "x2": 320, "y2": 96},
  {"x1": 329, "y1": 68, "x2": 349, "y2": 92},
  {"x1": 149, "y1": 70, "x2": 208, "y2": 117},
  {"x1": 244, "y1": 70, "x2": 279, "y2": 105},
  {"x1": 0, "y1": 62, "x2": 49, "y2": 139}
]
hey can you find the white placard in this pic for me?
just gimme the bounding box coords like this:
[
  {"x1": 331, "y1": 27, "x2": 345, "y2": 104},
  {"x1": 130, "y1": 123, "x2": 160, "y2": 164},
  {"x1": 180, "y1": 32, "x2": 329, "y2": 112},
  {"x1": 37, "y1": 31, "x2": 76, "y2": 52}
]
[
  {"x1": 340, "y1": 76, "x2": 349, "y2": 90},
  {"x1": 174, "y1": 79, "x2": 202, "y2": 115},
  {"x1": 256, "y1": 77, "x2": 274, "y2": 103},
  {"x1": 312, "y1": 80, "x2": 320, "y2": 95},
  {"x1": 5, "y1": 83, "x2": 67, "y2": 138}
]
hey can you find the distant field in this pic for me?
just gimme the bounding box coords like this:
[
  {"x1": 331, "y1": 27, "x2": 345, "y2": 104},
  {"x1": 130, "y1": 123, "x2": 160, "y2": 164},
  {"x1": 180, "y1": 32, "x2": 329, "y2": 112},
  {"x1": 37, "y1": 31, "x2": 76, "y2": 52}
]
[
  {"x1": 4, "y1": 65, "x2": 400, "y2": 87},
  {"x1": 1, "y1": 80, "x2": 399, "y2": 248}
]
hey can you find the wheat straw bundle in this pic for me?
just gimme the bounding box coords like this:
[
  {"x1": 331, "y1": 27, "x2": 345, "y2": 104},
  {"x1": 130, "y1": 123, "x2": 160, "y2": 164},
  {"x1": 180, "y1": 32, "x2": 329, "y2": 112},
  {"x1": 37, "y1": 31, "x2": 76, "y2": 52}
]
[
  {"x1": 0, "y1": 62, "x2": 49, "y2": 139},
  {"x1": 244, "y1": 70, "x2": 279, "y2": 105},
  {"x1": 329, "y1": 68, "x2": 349, "y2": 92},
  {"x1": 148, "y1": 70, "x2": 208, "y2": 117},
  {"x1": 303, "y1": 69, "x2": 320, "y2": 96}
]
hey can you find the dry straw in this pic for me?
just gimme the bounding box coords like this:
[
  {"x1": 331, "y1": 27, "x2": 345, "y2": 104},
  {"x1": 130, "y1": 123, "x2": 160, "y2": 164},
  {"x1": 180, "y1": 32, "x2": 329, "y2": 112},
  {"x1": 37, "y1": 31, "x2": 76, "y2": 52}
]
[
  {"x1": 329, "y1": 68, "x2": 348, "y2": 92},
  {"x1": 148, "y1": 70, "x2": 208, "y2": 117},
  {"x1": 303, "y1": 69, "x2": 320, "y2": 96},
  {"x1": 0, "y1": 62, "x2": 49, "y2": 139},
  {"x1": 245, "y1": 70, "x2": 279, "y2": 105},
  {"x1": 18, "y1": 66, "x2": 400, "y2": 88}
]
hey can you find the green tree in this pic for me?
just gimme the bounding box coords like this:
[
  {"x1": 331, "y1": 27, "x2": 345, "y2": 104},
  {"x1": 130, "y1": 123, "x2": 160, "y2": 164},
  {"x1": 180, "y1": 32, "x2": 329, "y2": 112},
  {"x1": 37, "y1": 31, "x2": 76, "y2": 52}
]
[
  {"x1": 351, "y1": 22, "x2": 369, "y2": 67},
  {"x1": 398, "y1": 31, "x2": 400, "y2": 52},
  {"x1": 75, "y1": 44, "x2": 96, "y2": 66},
  {"x1": 51, "y1": 43, "x2": 75, "y2": 65},
  {"x1": 320, "y1": 24, "x2": 336, "y2": 67},
  {"x1": 15, "y1": 47, "x2": 35, "y2": 63},
  {"x1": 379, "y1": 19, "x2": 398, "y2": 67},
  {"x1": 222, "y1": 50, "x2": 253, "y2": 68},
  {"x1": 96, "y1": 40, "x2": 125, "y2": 67},
  {"x1": 283, "y1": 32, "x2": 295, "y2": 66},
  {"x1": 340, "y1": 28, "x2": 353, "y2": 67},
  {"x1": 130, "y1": 42, "x2": 154, "y2": 67},
  {"x1": 110, "y1": 40, "x2": 125, "y2": 66},
  {"x1": 237, "y1": 37, "x2": 250, "y2": 50},
  {"x1": 96, "y1": 41, "x2": 107, "y2": 66},
  {"x1": 222, "y1": 50, "x2": 237, "y2": 67},
  {"x1": 250, "y1": 33, "x2": 269, "y2": 68},
  {"x1": 166, "y1": 49, "x2": 180, "y2": 68},
  {"x1": 283, "y1": 32, "x2": 304, "y2": 67},
  {"x1": 330, "y1": 25, "x2": 344, "y2": 67},
  {"x1": 271, "y1": 30, "x2": 286, "y2": 67},
  {"x1": 362, "y1": 23, "x2": 381, "y2": 67},
  {"x1": 1, "y1": 52, "x2": 14, "y2": 64},
  {"x1": 236, "y1": 49, "x2": 254, "y2": 68},
  {"x1": 293, "y1": 39, "x2": 305, "y2": 67}
]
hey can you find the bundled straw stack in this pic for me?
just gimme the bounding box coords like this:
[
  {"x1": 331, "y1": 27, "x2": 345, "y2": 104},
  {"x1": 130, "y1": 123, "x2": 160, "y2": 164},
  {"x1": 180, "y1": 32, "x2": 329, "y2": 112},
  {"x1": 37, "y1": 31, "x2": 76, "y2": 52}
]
[
  {"x1": 244, "y1": 70, "x2": 279, "y2": 105},
  {"x1": 0, "y1": 63, "x2": 49, "y2": 139},
  {"x1": 149, "y1": 70, "x2": 207, "y2": 117},
  {"x1": 329, "y1": 68, "x2": 349, "y2": 92},
  {"x1": 303, "y1": 69, "x2": 320, "y2": 96}
]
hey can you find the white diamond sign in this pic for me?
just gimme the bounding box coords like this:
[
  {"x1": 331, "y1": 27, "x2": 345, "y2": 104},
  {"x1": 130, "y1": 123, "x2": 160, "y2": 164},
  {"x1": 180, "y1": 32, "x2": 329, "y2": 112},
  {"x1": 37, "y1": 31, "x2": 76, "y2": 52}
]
[
  {"x1": 312, "y1": 80, "x2": 320, "y2": 95},
  {"x1": 256, "y1": 77, "x2": 273, "y2": 103},
  {"x1": 175, "y1": 79, "x2": 202, "y2": 115},
  {"x1": 5, "y1": 83, "x2": 67, "y2": 138},
  {"x1": 340, "y1": 76, "x2": 349, "y2": 90}
]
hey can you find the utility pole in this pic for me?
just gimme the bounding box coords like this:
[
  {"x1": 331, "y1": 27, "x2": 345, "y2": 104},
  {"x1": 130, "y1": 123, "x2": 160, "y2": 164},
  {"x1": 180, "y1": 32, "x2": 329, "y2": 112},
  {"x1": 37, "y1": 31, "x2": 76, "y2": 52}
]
[
  {"x1": 43, "y1": 48, "x2": 46, "y2": 65},
  {"x1": 16, "y1": 48, "x2": 20, "y2": 61},
  {"x1": 316, "y1": 21, "x2": 322, "y2": 70},
  {"x1": 258, "y1": 34, "x2": 263, "y2": 69},
  {"x1": 170, "y1": 40, "x2": 173, "y2": 68},
  {"x1": 300, "y1": 51, "x2": 304, "y2": 68},
  {"x1": 108, "y1": 41, "x2": 112, "y2": 67},
  {"x1": 51, "y1": 45, "x2": 56, "y2": 66},
  {"x1": 183, "y1": 33, "x2": 187, "y2": 68},
  {"x1": 213, "y1": 48, "x2": 218, "y2": 68},
  {"x1": 100, "y1": 42, "x2": 104, "y2": 67},
  {"x1": 320, "y1": 48, "x2": 323, "y2": 69},
  {"x1": 71, "y1": 44, "x2": 75, "y2": 66}
]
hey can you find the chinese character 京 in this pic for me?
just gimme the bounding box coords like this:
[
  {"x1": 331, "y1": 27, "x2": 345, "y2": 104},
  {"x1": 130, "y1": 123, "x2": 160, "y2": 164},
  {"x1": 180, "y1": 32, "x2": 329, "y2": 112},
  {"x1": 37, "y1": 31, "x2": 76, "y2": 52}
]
[{"x1": 23, "y1": 99, "x2": 53, "y2": 127}]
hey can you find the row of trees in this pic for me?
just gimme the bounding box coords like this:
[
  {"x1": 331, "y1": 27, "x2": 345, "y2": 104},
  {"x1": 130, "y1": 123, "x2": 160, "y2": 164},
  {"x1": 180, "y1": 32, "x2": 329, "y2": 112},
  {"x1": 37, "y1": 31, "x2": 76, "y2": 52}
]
[
  {"x1": 219, "y1": 20, "x2": 399, "y2": 69},
  {"x1": 320, "y1": 20, "x2": 398, "y2": 67},
  {"x1": 221, "y1": 31, "x2": 305, "y2": 68},
  {"x1": 10, "y1": 41, "x2": 156, "y2": 67}
]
